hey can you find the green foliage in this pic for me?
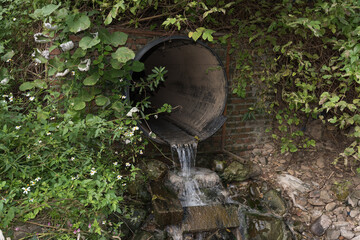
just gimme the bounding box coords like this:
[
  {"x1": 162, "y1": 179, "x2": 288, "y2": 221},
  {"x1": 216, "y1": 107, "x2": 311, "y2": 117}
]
[{"x1": 0, "y1": 1, "x2": 170, "y2": 239}]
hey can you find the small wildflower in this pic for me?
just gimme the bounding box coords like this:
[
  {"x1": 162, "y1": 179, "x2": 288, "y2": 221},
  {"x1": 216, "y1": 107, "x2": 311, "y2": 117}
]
[
  {"x1": 113, "y1": 162, "x2": 118, "y2": 166},
  {"x1": 132, "y1": 126, "x2": 139, "y2": 131},
  {"x1": 30, "y1": 181, "x2": 35, "y2": 186},
  {"x1": 29, "y1": 198, "x2": 34, "y2": 202},
  {"x1": 35, "y1": 177, "x2": 41, "y2": 181},
  {"x1": 29, "y1": 96, "x2": 35, "y2": 101},
  {"x1": 13, "y1": 18, "x2": 16, "y2": 21},
  {"x1": 117, "y1": 175, "x2": 122, "y2": 180},
  {"x1": 50, "y1": 117, "x2": 56, "y2": 120},
  {"x1": 15, "y1": 126, "x2": 21, "y2": 130},
  {"x1": 22, "y1": 187, "x2": 30, "y2": 194},
  {"x1": 73, "y1": 230, "x2": 77, "y2": 234},
  {"x1": 46, "y1": 132, "x2": 51, "y2": 135},
  {"x1": 1, "y1": 197, "x2": 6, "y2": 201},
  {"x1": 125, "y1": 139, "x2": 131, "y2": 144},
  {"x1": 121, "y1": 95, "x2": 126, "y2": 99},
  {"x1": 26, "y1": 93, "x2": 30, "y2": 97},
  {"x1": 27, "y1": 154, "x2": 31, "y2": 159},
  {"x1": 71, "y1": 157, "x2": 75, "y2": 161},
  {"x1": 122, "y1": 183, "x2": 126, "y2": 186},
  {"x1": 115, "y1": 151, "x2": 118, "y2": 155},
  {"x1": 119, "y1": 78, "x2": 123, "y2": 82},
  {"x1": 139, "y1": 150, "x2": 143, "y2": 155},
  {"x1": 90, "y1": 168, "x2": 97, "y2": 175},
  {"x1": 6, "y1": 59, "x2": 12, "y2": 63},
  {"x1": 38, "y1": 140, "x2": 42, "y2": 144},
  {"x1": 102, "y1": 220, "x2": 106, "y2": 225},
  {"x1": 126, "y1": 107, "x2": 139, "y2": 117},
  {"x1": 71, "y1": 176, "x2": 76, "y2": 180},
  {"x1": 77, "y1": 229, "x2": 80, "y2": 233},
  {"x1": 125, "y1": 162, "x2": 131, "y2": 167},
  {"x1": 88, "y1": 223, "x2": 91, "y2": 229},
  {"x1": 9, "y1": 96, "x2": 13, "y2": 102},
  {"x1": 71, "y1": 71, "x2": 75, "y2": 75},
  {"x1": 154, "y1": 114, "x2": 158, "y2": 119},
  {"x1": 0, "y1": 78, "x2": 9, "y2": 85}
]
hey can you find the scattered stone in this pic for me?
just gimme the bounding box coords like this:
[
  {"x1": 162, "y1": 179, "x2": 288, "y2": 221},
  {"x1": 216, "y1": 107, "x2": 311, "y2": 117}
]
[
  {"x1": 277, "y1": 174, "x2": 311, "y2": 193},
  {"x1": 354, "y1": 226, "x2": 360, "y2": 232},
  {"x1": 213, "y1": 160, "x2": 225, "y2": 172},
  {"x1": 352, "y1": 235, "x2": 360, "y2": 240},
  {"x1": 340, "y1": 228, "x2": 355, "y2": 239},
  {"x1": 316, "y1": 156, "x2": 325, "y2": 168},
  {"x1": 326, "y1": 229, "x2": 341, "y2": 240},
  {"x1": 350, "y1": 209, "x2": 360, "y2": 218},
  {"x1": 310, "y1": 214, "x2": 332, "y2": 236},
  {"x1": 311, "y1": 210, "x2": 323, "y2": 221},
  {"x1": 325, "y1": 202, "x2": 337, "y2": 212},
  {"x1": 333, "y1": 221, "x2": 349, "y2": 228},
  {"x1": 348, "y1": 196, "x2": 358, "y2": 208},
  {"x1": 320, "y1": 190, "x2": 333, "y2": 203},
  {"x1": 310, "y1": 190, "x2": 321, "y2": 198},
  {"x1": 308, "y1": 198, "x2": 326, "y2": 206}
]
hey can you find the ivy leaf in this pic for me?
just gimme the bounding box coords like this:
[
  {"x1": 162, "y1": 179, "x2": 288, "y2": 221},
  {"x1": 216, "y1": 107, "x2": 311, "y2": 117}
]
[
  {"x1": 79, "y1": 36, "x2": 100, "y2": 50},
  {"x1": 1, "y1": 50, "x2": 15, "y2": 62},
  {"x1": 110, "y1": 32, "x2": 128, "y2": 47},
  {"x1": 202, "y1": 29, "x2": 215, "y2": 42},
  {"x1": 31, "y1": 4, "x2": 60, "y2": 19},
  {"x1": 83, "y1": 73, "x2": 100, "y2": 86},
  {"x1": 131, "y1": 61, "x2": 144, "y2": 72},
  {"x1": 111, "y1": 47, "x2": 135, "y2": 63},
  {"x1": 19, "y1": 82, "x2": 35, "y2": 91},
  {"x1": 95, "y1": 95, "x2": 109, "y2": 106},
  {"x1": 72, "y1": 48, "x2": 86, "y2": 59},
  {"x1": 67, "y1": 14, "x2": 91, "y2": 33},
  {"x1": 73, "y1": 99, "x2": 86, "y2": 111},
  {"x1": 34, "y1": 79, "x2": 47, "y2": 89}
]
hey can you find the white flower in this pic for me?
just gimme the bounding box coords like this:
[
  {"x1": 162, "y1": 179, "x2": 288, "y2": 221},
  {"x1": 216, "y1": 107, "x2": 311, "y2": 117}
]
[
  {"x1": 33, "y1": 33, "x2": 49, "y2": 43},
  {"x1": 59, "y1": 41, "x2": 74, "y2": 52},
  {"x1": 30, "y1": 181, "x2": 35, "y2": 186},
  {"x1": 38, "y1": 140, "x2": 42, "y2": 144},
  {"x1": 27, "y1": 154, "x2": 31, "y2": 159},
  {"x1": 29, "y1": 96, "x2": 35, "y2": 101},
  {"x1": 115, "y1": 151, "x2": 118, "y2": 155},
  {"x1": 119, "y1": 78, "x2": 123, "y2": 82},
  {"x1": 29, "y1": 198, "x2": 34, "y2": 202},
  {"x1": 71, "y1": 157, "x2": 75, "y2": 161},
  {"x1": 13, "y1": 18, "x2": 16, "y2": 21},
  {"x1": 90, "y1": 168, "x2": 97, "y2": 175},
  {"x1": 71, "y1": 71, "x2": 75, "y2": 76},
  {"x1": 102, "y1": 221, "x2": 106, "y2": 225},
  {"x1": 46, "y1": 132, "x2": 51, "y2": 135},
  {"x1": 117, "y1": 175, "x2": 122, "y2": 180},
  {"x1": 44, "y1": 22, "x2": 58, "y2": 30},
  {"x1": 154, "y1": 114, "x2": 158, "y2": 119},
  {"x1": 126, "y1": 107, "x2": 139, "y2": 117},
  {"x1": 125, "y1": 139, "x2": 131, "y2": 144},
  {"x1": 71, "y1": 176, "x2": 76, "y2": 180},
  {"x1": 122, "y1": 183, "x2": 126, "y2": 186},
  {"x1": 2, "y1": 95, "x2": 8, "y2": 98},
  {"x1": 0, "y1": 78, "x2": 9, "y2": 85},
  {"x1": 22, "y1": 187, "x2": 30, "y2": 194},
  {"x1": 121, "y1": 95, "x2": 126, "y2": 99},
  {"x1": 9, "y1": 96, "x2": 13, "y2": 102},
  {"x1": 55, "y1": 69, "x2": 70, "y2": 77},
  {"x1": 78, "y1": 59, "x2": 91, "y2": 72},
  {"x1": 6, "y1": 59, "x2": 12, "y2": 63},
  {"x1": 15, "y1": 126, "x2": 21, "y2": 130},
  {"x1": 139, "y1": 150, "x2": 143, "y2": 155},
  {"x1": 35, "y1": 177, "x2": 41, "y2": 182},
  {"x1": 125, "y1": 162, "x2": 131, "y2": 167},
  {"x1": 113, "y1": 162, "x2": 118, "y2": 166},
  {"x1": 50, "y1": 117, "x2": 56, "y2": 120},
  {"x1": 25, "y1": 93, "x2": 30, "y2": 97},
  {"x1": 132, "y1": 126, "x2": 139, "y2": 131}
]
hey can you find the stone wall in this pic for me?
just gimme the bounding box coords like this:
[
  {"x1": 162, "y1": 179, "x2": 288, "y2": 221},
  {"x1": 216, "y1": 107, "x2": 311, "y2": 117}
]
[{"x1": 52, "y1": 27, "x2": 271, "y2": 156}]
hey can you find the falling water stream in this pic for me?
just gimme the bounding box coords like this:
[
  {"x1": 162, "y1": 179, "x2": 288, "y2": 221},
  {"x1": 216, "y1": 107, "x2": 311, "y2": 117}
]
[{"x1": 171, "y1": 142, "x2": 206, "y2": 207}]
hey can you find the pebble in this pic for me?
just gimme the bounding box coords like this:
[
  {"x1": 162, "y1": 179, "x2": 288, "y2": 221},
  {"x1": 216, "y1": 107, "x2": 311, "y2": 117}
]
[
  {"x1": 310, "y1": 214, "x2": 332, "y2": 236},
  {"x1": 350, "y1": 210, "x2": 360, "y2": 218},
  {"x1": 352, "y1": 235, "x2": 360, "y2": 240},
  {"x1": 333, "y1": 221, "x2": 350, "y2": 228},
  {"x1": 326, "y1": 229, "x2": 341, "y2": 240},
  {"x1": 308, "y1": 198, "x2": 326, "y2": 206},
  {"x1": 354, "y1": 226, "x2": 360, "y2": 232},
  {"x1": 325, "y1": 202, "x2": 337, "y2": 212},
  {"x1": 341, "y1": 228, "x2": 355, "y2": 239}
]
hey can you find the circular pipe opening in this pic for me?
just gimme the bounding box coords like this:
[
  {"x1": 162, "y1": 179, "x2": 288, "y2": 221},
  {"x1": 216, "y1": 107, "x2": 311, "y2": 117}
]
[{"x1": 132, "y1": 36, "x2": 228, "y2": 145}]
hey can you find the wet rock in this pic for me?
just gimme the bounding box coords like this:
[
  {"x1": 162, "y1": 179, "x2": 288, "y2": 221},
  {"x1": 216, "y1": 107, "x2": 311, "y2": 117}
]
[
  {"x1": 325, "y1": 202, "x2": 337, "y2": 212},
  {"x1": 316, "y1": 156, "x2": 325, "y2": 168},
  {"x1": 182, "y1": 204, "x2": 239, "y2": 232},
  {"x1": 128, "y1": 172, "x2": 151, "y2": 202},
  {"x1": 145, "y1": 159, "x2": 168, "y2": 181},
  {"x1": 310, "y1": 214, "x2": 332, "y2": 236},
  {"x1": 223, "y1": 161, "x2": 262, "y2": 182},
  {"x1": 262, "y1": 189, "x2": 287, "y2": 215},
  {"x1": 340, "y1": 228, "x2": 354, "y2": 239},
  {"x1": 213, "y1": 160, "x2": 225, "y2": 172},
  {"x1": 277, "y1": 174, "x2": 311, "y2": 194},
  {"x1": 149, "y1": 182, "x2": 183, "y2": 226},
  {"x1": 326, "y1": 229, "x2": 341, "y2": 240},
  {"x1": 242, "y1": 212, "x2": 292, "y2": 240},
  {"x1": 132, "y1": 230, "x2": 153, "y2": 240}
]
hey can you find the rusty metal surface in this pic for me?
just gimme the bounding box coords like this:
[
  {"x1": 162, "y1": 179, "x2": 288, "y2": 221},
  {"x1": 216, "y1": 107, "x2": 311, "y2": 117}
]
[{"x1": 133, "y1": 37, "x2": 228, "y2": 144}]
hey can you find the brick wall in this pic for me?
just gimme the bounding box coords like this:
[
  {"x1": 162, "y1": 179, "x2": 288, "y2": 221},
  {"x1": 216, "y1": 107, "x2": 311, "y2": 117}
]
[{"x1": 53, "y1": 27, "x2": 271, "y2": 157}]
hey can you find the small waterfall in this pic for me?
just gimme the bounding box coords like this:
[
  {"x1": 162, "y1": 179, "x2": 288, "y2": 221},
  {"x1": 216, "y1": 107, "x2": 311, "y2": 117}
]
[{"x1": 171, "y1": 142, "x2": 206, "y2": 207}]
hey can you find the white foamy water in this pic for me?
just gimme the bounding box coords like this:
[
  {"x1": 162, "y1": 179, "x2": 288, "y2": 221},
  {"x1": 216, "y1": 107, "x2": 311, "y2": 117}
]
[{"x1": 171, "y1": 142, "x2": 206, "y2": 207}]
